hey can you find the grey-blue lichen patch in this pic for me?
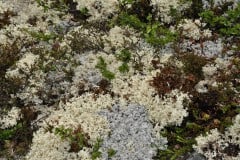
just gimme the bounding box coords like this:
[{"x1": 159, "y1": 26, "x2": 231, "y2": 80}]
[{"x1": 99, "y1": 104, "x2": 167, "y2": 160}]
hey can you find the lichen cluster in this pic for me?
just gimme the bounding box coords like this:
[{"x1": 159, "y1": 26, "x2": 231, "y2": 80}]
[{"x1": 0, "y1": 0, "x2": 239, "y2": 159}]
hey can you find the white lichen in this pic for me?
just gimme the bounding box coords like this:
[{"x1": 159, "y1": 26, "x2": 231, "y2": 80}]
[
  {"x1": 194, "y1": 114, "x2": 240, "y2": 159},
  {"x1": 0, "y1": 107, "x2": 22, "y2": 129},
  {"x1": 74, "y1": 0, "x2": 119, "y2": 21},
  {"x1": 177, "y1": 19, "x2": 212, "y2": 40}
]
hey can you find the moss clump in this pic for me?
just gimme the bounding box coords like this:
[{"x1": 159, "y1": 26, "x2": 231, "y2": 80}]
[
  {"x1": 0, "y1": 42, "x2": 23, "y2": 112},
  {"x1": 0, "y1": 107, "x2": 39, "y2": 158},
  {"x1": 200, "y1": 2, "x2": 240, "y2": 36},
  {"x1": 91, "y1": 139, "x2": 103, "y2": 160},
  {"x1": 36, "y1": 0, "x2": 90, "y2": 21},
  {"x1": 107, "y1": 148, "x2": 117, "y2": 158},
  {"x1": 154, "y1": 125, "x2": 196, "y2": 160},
  {"x1": 178, "y1": 53, "x2": 209, "y2": 80},
  {"x1": 149, "y1": 54, "x2": 205, "y2": 97},
  {"x1": 119, "y1": 0, "x2": 153, "y2": 23},
  {"x1": 155, "y1": 81, "x2": 239, "y2": 159},
  {"x1": 116, "y1": 49, "x2": 132, "y2": 73},
  {"x1": 149, "y1": 64, "x2": 183, "y2": 97},
  {"x1": 0, "y1": 124, "x2": 22, "y2": 141},
  {"x1": 0, "y1": 10, "x2": 17, "y2": 29},
  {"x1": 153, "y1": 52, "x2": 239, "y2": 159},
  {"x1": 96, "y1": 56, "x2": 115, "y2": 80},
  {"x1": 144, "y1": 22, "x2": 177, "y2": 47},
  {"x1": 183, "y1": 0, "x2": 204, "y2": 19},
  {"x1": 114, "y1": 2, "x2": 177, "y2": 48},
  {"x1": 22, "y1": 29, "x2": 57, "y2": 42},
  {"x1": 55, "y1": 125, "x2": 91, "y2": 152},
  {"x1": 67, "y1": 28, "x2": 103, "y2": 54}
]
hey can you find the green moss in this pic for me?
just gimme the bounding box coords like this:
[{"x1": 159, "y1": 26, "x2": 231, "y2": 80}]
[
  {"x1": 117, "y1": 12, "x2": 146, "y2": 31},
  {"x1": 0, "y1": 10, "x2": 17, "y2": 29},
  {"x1": 0, "y1": 124, "x2": 22, "y2": 141},
  {"x1": 0, "y1": 107, "x2": 39, "y2": 158},
  {"x1": 154, "y1": 125, "x2": 196, "y2": 160},
  {"x1": 107, "y1": 148, "x2": 117, "y2": 158},
  {"x1": 55, "y1": 125, "x2": 90, "y2": 152},
  {"x1": 22, "y1": 28, "x2": 57, "y2": 42},
  {"x1": 118, "y1": 63, "x2": 129, "y2": 73},
  {"x1": 91, "y1": 138, "x2": 103, "y2": 160},
  {"x1": 116, "y1": 49, "x2": 132, "y2": 73},
  {"x1": 0, "y1": 42, "x2": 23, "y2": 113},
  {"x1": 184, "y1": 0, "x2": 204, "y2": 19},
  {"x1": 154, "y1": 55, "x2": 239, "y2": 159},
  {"x1": 179, "y1": 53, "x2": 209, "y2": 80},
  {"x1": 200, "y1": 2, "x2": 240, "y2": 36},
  {"x1": 116, "y1": 49, "x2": 132, "y2": 63},
  {"x1": 36, "y1": 0, "x2": 69, "y2": 12},
  {"x1": 115, "y1": 9, "x2": 177, "y2": 47},
  {"x1": 96, "y1": 56, "x2": 115, "y2": 80},
  {"x1": 144, "y1": 22, "x2": 177, "y2": 47}
]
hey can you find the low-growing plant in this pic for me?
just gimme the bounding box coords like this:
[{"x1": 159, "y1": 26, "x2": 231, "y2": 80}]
[
  {"x1": 22, "y1": 28, "x2": 57, "y2": 42},
  {"x1": 118, "y1": 62, "x2": 129, "y2": 73},
  {"x1": 96, "y1": 56, "x2": 115, "y2": 80},
  {"x1": 150, "y1": 54, "x2": 206, "y2": 97},
  {"x1": 155, "y1": 84, "x2": 239, "y2": 159},
  {"x1": 200, "y1": 2, "x2": 240, "y2": 36},
  {"x1": 79, "y1": 7, "x2": 89, "y2": 16},
  {"x1": 178, "y1": 53, "x2": 209, "y2": 80},
  {"x1": 91, "y1": 138, "x2": 103, "y2": 160},
  {"x1": 107, "y1": 148, "x2": 117, "y2": 158},
  {"x1": 54, "y1": 125, "x2": 103, "y2": 157},
  {"x1": 117, "y1": 12, "x2": 145, "y2": 31},
  {"x1": 35, "y1": 0, "x2": 50, "y2": 12},
  {"x1": 118, "y1": 0, "x2": 153, "y2": 22},
  {"x1": 116, "y1": 11, "x2": 177, "y2": 48},
  {"x1": 0, "y1": 107, "x2": 39, "y2": 158},
  {"x1": 69, "y1": 6, "x2": 91, "y2": 21},
  {"x1": 183, "y1": 0, "x2": 204, "y2": 19},
  {"x1": 144, "y1": 22, "x2": 177, "y2": 47},
  {"x1": 149, "y1": 64, "x2": 183, "y2": 97},
  {"x1": 55, "y1": 125, "x2": 90, "y2": 152},
  {"x1": 67, "y1": 28, "x2": 103, "y2": 53},
  {"x1": 0, "y1": 41, "x2": 23, "y2": 113},
  {"x1": 154, "y1": 125, "x2": 197, "y2": 160},
  {"x1": 116, "y1": 49, "x2": 131, "y2": 62},
  {"x1": 0, "y1": 124, "x2": 22, "y2": 141},
  {"x1": 0, "y1": 10, "x2": 17, "y2": 29},
  {"x1": 152, "y1": 52, "x2": 239, "y2": 159},
  {"x1": 120, "y1": 0, "x2": 134, "y2": 5},
  {"x1": 36, "y1": 0, "x2": 68, "y2": 12},
  {"x1": 116, "y1": 49, "x2": 132, "y2": 73}
]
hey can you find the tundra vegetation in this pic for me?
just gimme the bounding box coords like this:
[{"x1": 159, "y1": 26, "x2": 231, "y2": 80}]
[{"x1": 0, "y1": 0, "x2": 239, "y2": 159}]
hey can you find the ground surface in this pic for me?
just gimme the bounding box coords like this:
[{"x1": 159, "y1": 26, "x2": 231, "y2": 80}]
[{"x1": 0, "y1": 0, "x2": 240, "y2": 160}]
